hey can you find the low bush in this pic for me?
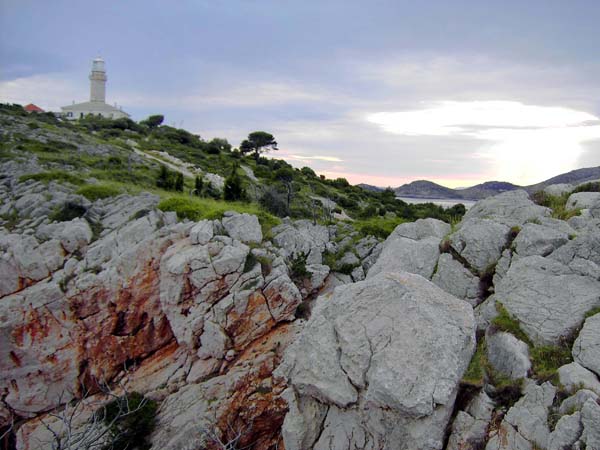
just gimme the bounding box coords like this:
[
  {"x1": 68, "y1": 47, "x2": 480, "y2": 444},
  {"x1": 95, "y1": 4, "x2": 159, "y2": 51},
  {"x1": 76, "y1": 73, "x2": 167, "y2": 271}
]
[
  {"x1": 49, "y1": 202, "x2": 88, "y2": 222},
  {"x1": 76, "y1": 184, "x2": 122, "y2": 201},
  {"x1": 103, "y1": 392, "x2": 158, "y2": 450},
  {"x1": 354, "y1": 216, "x2": 405, "y2": 239},
  {"x1": 19, "y1": 170, "x2": 86, "y2": 186}
]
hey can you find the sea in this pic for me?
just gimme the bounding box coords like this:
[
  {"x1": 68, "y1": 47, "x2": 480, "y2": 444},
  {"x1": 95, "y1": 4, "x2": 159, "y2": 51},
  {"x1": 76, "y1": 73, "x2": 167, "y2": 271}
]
[{"x1": 397, "y1": 197, "x2": 477, "y2": 210}]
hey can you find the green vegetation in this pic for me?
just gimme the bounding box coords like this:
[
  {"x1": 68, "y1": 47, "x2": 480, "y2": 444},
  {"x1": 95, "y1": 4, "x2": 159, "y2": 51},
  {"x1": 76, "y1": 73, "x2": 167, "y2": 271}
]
[
  {"x1": 531, "y1": 191, "x2": 579, "y2": 220},
  {"x1": 289, "y1": 252, "x2": 309, "y2": 280},
  {"x1": 19, "y1": 170, "x2": 86, "y2": 186},
  {"x1": 49, "y1": 201, "x2": 88, "y2": 222},
  {"x1": 76, "y1": 183, "x2": 122, "y2": 201},
  {"x1": 491, "y1": 303, "x2": 533, "y2": 346},
  {"x1": 584, "y1": 306, "x2": 600, "y2": 320},
  {"x1": 530, "y1": 343, "x2": 572, "y2": 382},
  {"x1": 462, "y1": 340, "x2": 486, "y2": 387},
  {"x1": 571, "y1": 181, "x2": 600, "y2": 193},
  {"x1": 2, "y1": 104, "x2": 466, "y2": 242},
  {"x1": 103, "y1": 392, "x2": 158, "y2": 450}
]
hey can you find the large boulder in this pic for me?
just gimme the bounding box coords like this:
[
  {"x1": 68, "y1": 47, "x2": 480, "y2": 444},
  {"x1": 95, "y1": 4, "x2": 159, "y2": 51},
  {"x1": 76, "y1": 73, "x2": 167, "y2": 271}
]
[
  {"x1": 513, "y1": 222, "x2": 569, "y2": 257},
  {"x1": 221, "y1": 212, "x2": 263, "y2": 244},
  {"x1": 495, "y1": 255, "x2": 600, "y2": 345},
  {"x1": 277, "y1": 271, "x2": 476, "y2": 450},
  {"x1": 485, "y1": 329, "x2": 531, "y2": 380},
  {"x1": 432, "y1": 253, "x2": 481, "y2": 305},
  {"x1": 463, "y1": 190, "x2": 550, "y2": 227},
  {"x1": 272, "y1": 220, "x2": 330, "y2": 262},
  {"x1": 566, "y1": 192, "x2": 600, "y2": 211},
  {"x1": 572, "y1": 313, "x2": 600, "y2": 377},
  {"x1": 449, "y1": 218, "x2": 511, "y2": 274},
  {"x1": 367, "y1": 218, "x2": 449, "y2": 279},
  {"x1": 485, "y1": 381, "x2": 555, "y2": 450}
]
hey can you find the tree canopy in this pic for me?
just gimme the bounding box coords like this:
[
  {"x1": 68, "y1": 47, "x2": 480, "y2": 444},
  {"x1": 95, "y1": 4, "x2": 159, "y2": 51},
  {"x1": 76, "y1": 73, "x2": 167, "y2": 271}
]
[
  {"x1": 140, "y1": 114, "x2": 164, "y2": 128},
  {"x1": 240, "y1": 131, "x2": 278, "y2": 160}
]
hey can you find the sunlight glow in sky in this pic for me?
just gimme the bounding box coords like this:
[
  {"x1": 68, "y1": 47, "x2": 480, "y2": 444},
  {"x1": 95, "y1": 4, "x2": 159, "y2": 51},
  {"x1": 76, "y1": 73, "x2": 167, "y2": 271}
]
[{"x1": 367, "y1": 101, "x2": 600, "y2": 184}]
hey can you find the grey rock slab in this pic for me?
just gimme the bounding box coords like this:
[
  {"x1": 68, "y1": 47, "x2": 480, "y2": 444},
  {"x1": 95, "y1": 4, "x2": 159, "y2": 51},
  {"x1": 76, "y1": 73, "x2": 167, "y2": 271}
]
[
  {"x1": 559, "y1": 389, "x2": 599, "y2": 415},
  {"x1": 513, "y1": 222, "x2": 569, "y2": 257},
  {"x1": 486, "y1": 329, "x2": 531, "y2": 380},
  {"x1": 432, "y1": 253, "x2": 481, "y2": 305},
  {"x1": 462, "y1": 190, "x2": 551, "y2": 227},
  {"x1": 367, "y1": 235, "x2": 441, "y2": 279},
  {"x1": 221, "y1": 212, "x2": 262, "y2": 244},
  {"x1": 543, "y1": 183, "x2": 574, "y2": 197},
  {"x1": 59, "y1": 218, "x2": 93, "y2": 253},
  {"x1": 566, "y1": 192, "x2": 600, "y2": 210},
  {"x1": 449, "y1": 218, "x2": 510, "y2": 273},
  {"x1": 573, "y1": 313, "x2": 600, "y2": 377},
  {"x1": 581, "y1": 398, "x2": 600, "y2": 450},
  {"x1": 496, "y1": 255, "x2": 600, "y2": 345},
  {"x1": 447, "y1": 391, "x2": 494, "y2": 450},
  {"x1": 278, "y1": 271, "x2": 475, "y2": 449},
  {"x1": 547, "y1": 411, "x2": 583, "y2": 450},
  {"x1": 189, "y1": 220, "x2": 213, "y2": 245},
  {"x1": 390, "y1": 218, "x2": 451, "y2": 241},
  {"x1": 558, "y1": 362, "x2": 600, "y2": 395}
]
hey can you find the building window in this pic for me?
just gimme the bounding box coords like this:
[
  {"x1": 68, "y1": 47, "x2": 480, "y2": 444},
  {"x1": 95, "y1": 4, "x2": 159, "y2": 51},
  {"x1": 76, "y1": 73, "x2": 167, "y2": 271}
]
[
  {"x1": 67, "y1": 112, "x2": 73, "y2": 117},
  {"x1": 80, "y1": 112, "x2": 84, "y2": 118}
]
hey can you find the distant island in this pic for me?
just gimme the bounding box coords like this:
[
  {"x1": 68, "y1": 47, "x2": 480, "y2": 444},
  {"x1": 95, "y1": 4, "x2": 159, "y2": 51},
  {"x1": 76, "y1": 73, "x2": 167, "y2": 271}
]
[{"x1": 368, "y1": 166, "x2": 600, "y2": 200}]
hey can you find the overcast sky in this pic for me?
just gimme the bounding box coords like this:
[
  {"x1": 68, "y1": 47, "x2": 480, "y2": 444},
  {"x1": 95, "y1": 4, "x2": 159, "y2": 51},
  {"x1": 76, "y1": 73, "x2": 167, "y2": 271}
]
[{"x1": 2, "y1": 0, "x2": 600, "y2": 187}]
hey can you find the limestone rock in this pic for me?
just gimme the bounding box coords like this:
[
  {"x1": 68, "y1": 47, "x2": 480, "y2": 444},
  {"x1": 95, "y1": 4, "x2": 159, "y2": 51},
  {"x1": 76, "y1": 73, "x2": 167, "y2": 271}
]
[
  {"x1": 272, "y1": 220, "x2": 330, "y2": 260},
  {"x1": 278, "y1": 271, "x2": 476, "y2": 450},
  {"x1": 547, "y1": 411, "x2": 582, "y2": 450},
  {"x1": 432, "y1": 253, "x2": 481, "y2": 305},
  {"x1": 368, "y1": 229, "x2": 441, "y2": 279},
  {"x1": 447, "y1": 391, "x2": 494, "y2": 450},
  {"x1": 543, "y1": 183, "x2": 574, "y2": 197},
  {"x1": 513, "y1": 222, "x2": 569, "y2": 257},
  {"x1": 486, "y1": 329, "x2": 531, "y2": 380},
  {"x1": 463, "y1": 190, "x2": 551, "y2": 227},
  {"x1": 559, "y1": 389, "x2": 599, "y2": 415},
  {"x1": 485, "y1": 381, "x2": 555, "y2": 450},
  {"x1": 572, "y1": 313, "x2": 600, "y2": 377},
  {"x1": 222, "y1": 212, "x2": 263, "y2": 244},
  {"x1": 58, "y1": 218, "x2": 93, "y2": 253},
  {"x1": 496, "y1": 255, "x2": 600, "y2": 345},
  {"x1": 558, "y1": 362, "x2": 600, "y2": 395},
  {"x1": 580, "y1": 398, "x2": 600, "y2": 449},
  {"x1": 566, "y1": 192, "x2": 600, "y2": 210},
  {"x1": 189, "y1": 220, "x2": 214, "y2": 245},
  {"x1": 449, "y1": 218, "x2": 510, "y2": 273}
]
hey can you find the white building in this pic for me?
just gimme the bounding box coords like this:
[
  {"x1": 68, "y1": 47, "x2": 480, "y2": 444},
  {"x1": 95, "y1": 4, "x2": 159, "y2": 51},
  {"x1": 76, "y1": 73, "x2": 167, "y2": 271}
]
[{"x1": 61, "y1": 58, "x2": 130, "y2": 120}]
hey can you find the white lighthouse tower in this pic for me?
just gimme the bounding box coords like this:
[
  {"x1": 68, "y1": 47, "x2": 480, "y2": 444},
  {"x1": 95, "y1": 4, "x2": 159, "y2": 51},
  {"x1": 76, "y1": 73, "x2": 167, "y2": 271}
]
[
  {"x1": 61, "y1": 57, "x2": 129, "y2": 120},
  {"x1": 89, "y1": 57, "x2": 107, "y2": 103}
]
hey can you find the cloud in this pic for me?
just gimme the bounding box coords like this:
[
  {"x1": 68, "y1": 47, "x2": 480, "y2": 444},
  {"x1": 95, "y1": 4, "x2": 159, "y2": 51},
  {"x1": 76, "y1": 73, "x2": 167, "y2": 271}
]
[
  {"x1": 0, "y1": 73, "x2": 85, "y2": 111},
  {"x1": 367, "y1": 100, "x2": 600, "y2": 184},
  {"x1": 286, "y1": 154, "x2": 343, "y2": 162}
]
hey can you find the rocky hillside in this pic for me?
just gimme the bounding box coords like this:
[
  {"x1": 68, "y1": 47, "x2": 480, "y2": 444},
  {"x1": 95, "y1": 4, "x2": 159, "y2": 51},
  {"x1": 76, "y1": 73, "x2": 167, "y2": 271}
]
[{"x1": 1, "y1": 106, "x2": 600, "y2": 450}]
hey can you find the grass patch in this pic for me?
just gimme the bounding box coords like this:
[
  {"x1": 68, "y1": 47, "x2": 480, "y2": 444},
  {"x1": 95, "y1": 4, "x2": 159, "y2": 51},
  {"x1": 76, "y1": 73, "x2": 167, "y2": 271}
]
[
  {"x1": 76, "y1": 183, "x2": 122, "y2": 201},
  {"x1": 353, "y1": 216, "x2": 406, "y2": 239},
  {"x1": 491, "y1": 303, "x2": 533, "y2": 346},
  {"x1": 49, "y1": 202, "x2": 87, "y2": 222},
  {"x1": 462, "y1": 340, "x2": 486, "y2": 387},
  {"x1": 571, "y1": 181, "x2": 600, "y2": 193},
  {"x1": 157, "y1": 194, "x2": 280, "y2": 232},
  {"x1": 531, "y1": 191, "x2": 580, "y2": 220},
  {"x1": 19, "y1": 170, "x2": 86, "y2": 186},
  {"x1": 530, "y1": 342, "x2": 572, "y2": 382},
  {"x1": 584, "y1": 306, "x2": 600, "y2": 320}
]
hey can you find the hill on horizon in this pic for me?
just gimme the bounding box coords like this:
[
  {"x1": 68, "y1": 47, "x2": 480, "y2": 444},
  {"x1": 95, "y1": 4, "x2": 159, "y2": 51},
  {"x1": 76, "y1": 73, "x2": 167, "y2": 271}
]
[{"x1": 392, "y1": 167, "x2": 600, "y2": 200}]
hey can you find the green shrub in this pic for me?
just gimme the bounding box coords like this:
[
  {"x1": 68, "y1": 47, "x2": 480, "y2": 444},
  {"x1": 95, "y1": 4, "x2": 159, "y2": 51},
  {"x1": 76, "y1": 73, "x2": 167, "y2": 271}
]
[
  {"x1": 530, "y1": 342, "x2": 572, "y2": 382},
  {"x1": 491, "y1": 303, "x2": 532, "y2": 346},
  {"x1": 19, "y1": 170, "x2": 85, "y2": 186},
  {"x1": 354, "y1": 216, "x2": 405, "y2": 239},
  {"x1": 571, "y1": 181, "x2": 600, "y2": 193},
  {"x1": 103, "y1": 392, "x2": 158, "y2": 450},
  {"x1": 462, "y1": 340, "x2": 486, "y2": 387},
  {"x1": 289, "y1": 252, "x2": 309, "y2": 280},
  {"x1": 76, "y1": 184, "x2": 122, "y2": 201},
  {"x1": 243, "y1": 253, "x2": 258, "y2": 273},
  {"x1": 49, "y1": 202, "x2": 88, "y2": 222}
]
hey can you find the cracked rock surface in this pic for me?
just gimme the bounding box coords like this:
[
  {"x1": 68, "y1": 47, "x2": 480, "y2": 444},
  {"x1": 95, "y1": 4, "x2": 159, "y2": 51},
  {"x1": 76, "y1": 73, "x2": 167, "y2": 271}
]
[{"x1": 277, "y1": 270, "x2": 476, "y2": 450}]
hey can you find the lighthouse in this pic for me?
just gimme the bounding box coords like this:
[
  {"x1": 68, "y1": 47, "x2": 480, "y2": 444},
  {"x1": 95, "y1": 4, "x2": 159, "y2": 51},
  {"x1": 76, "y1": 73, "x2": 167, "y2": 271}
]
[
  {"x1": 89, "y1": 58, "x2": 107, "y2": 103},
  {"x1": 60, "y1": 57, "x2": 129, "y2": 120}
]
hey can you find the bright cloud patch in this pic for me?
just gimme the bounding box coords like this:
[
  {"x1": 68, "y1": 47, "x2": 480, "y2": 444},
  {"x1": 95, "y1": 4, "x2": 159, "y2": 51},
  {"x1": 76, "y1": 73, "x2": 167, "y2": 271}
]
[{"x1": 367, "y1": 101, "x2": 600, "y2": 184}]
